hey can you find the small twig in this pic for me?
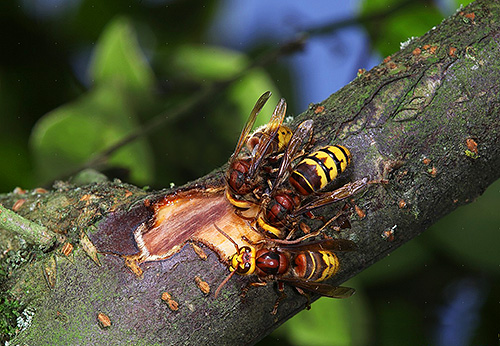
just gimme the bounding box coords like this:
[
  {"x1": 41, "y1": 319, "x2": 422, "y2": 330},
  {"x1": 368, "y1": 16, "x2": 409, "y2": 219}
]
[{"x1": 0, "y1": 204, "x2": 57, "y2": 248}]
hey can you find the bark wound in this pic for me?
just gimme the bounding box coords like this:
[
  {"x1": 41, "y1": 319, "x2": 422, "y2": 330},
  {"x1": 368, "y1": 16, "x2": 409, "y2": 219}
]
[{"x1": 91, "y1": 184, "x2": 265, "y2": 274}]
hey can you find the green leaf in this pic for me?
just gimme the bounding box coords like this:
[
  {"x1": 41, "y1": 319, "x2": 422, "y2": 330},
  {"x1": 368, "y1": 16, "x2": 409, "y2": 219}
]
[
  {"x1": 89, "y1": 17, "x2": 154, "y2": 93},
  {"x1": 30, "y1": 17, "x2": 157, "y2": 185},
  {"x1": 171, "y1": 45, "x2": 248, "y2": 80},
  {"x1": 30, "y1": 84, "x2": 153, "y2": 185}
]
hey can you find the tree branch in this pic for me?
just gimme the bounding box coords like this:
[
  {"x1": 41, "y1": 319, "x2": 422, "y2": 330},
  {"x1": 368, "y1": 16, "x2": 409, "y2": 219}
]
[
  {"x1": 0, "y1": 204, "x2": 57, "y2": 249},
  {"x1": 2, "y1": 0, "x2": 499, "y2": 344}
]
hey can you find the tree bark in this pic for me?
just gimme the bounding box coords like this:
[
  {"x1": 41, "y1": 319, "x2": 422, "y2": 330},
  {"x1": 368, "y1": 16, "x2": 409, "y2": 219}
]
[{"x1": 2, "y1": 0, "x2": 500, "y2": 344}]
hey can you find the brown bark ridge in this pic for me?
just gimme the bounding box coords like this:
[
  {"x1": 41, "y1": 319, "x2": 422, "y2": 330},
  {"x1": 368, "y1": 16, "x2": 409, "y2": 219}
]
[{"x1": 1, "y1": 0, "x2": 500, "y2": 344}]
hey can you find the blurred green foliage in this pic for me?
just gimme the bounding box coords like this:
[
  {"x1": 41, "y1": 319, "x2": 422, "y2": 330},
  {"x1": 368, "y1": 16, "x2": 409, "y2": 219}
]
[
  {"x1": 31, "y1": 18, "x2": 155, "y2": 184},
  {"x1": 0, "y1": 0, "x2": 282, "y2": 191},
  {"x1": 0, "y1": 0, "x2": 498, "y2": 345}
]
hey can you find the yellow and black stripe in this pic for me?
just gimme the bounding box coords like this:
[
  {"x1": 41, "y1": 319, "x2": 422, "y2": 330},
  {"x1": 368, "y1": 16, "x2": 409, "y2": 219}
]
[
  {"x1": 289, "y1": 145, "x2": 351, "y2": 195},
  {"x1": 256, "y1": 215, "x2": 285, "y2": 239},
  {"x1": 225, "y1": 188, "x2": 253, "y2": 209},
  {"x1": 293, "y1": 251, "x2": 340, "y2": 282}
]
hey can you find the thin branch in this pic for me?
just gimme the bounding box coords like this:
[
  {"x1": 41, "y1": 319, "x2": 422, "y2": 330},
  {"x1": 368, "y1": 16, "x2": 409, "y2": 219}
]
[{"x1": 0, "y1": 204, "x2": 57, "y2": 248}]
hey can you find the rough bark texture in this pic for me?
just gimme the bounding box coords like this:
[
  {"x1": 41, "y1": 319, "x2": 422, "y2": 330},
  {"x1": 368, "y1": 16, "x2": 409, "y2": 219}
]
[{"x1": 1, "y1": 0, "x2": 499, "y2": 344}]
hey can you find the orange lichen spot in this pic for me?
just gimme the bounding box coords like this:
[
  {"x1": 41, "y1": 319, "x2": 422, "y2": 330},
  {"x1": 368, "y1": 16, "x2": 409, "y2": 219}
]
[
  {"x1": 354, "y1": 205, "x2": 366, "y2": 219},
  {"x1": 167, "y1": 299, "x2": 179, "y2": 311},
  {"x1": 12, "y1": 199, "x2": 26, "y2": 212},
  {"x1": 383, "y1": 56, "x2": 391, "y2": 63},
  {"x1": 13, "y1": 187, "x2": 26, "y2": 194},
  {"x1": 61, "y1": 242, "x2": 73, "y2": 257},
  {"x1": 194, "y1": 276, "x2": 210, "y2": 295},
  {"x1": 466, "y1": 138, "x2": 478, "y2": 154},
  {"x1": 398, "y1": 199, "x2": 407, "y2": 209},
  {"x1": 428, "y1": 166, "x2": 438, "y2": 177},
  {"x1": 357, "y1": 68, "x2": 366, "y2": 77},
  {"x1": 168, "y1": 299, "x2": 179, "y2": 311},
  {"x1": 161, "y1": 291, "x2": 172, "y2": 301},
  {"x1": 412, "y1": 47, "x2": 421, "y2": 56},
  {"x1": 449, "y1": 47, "x2": 457, "y2": 57},
  {"x1": 125, "y1": 258, "x2": 143, "y2": 277},
  {"x1": 381, "y1": 227, "x2": 396, "y2": 242},
  {"x1": 422, "y1": 157, "x2": 431, "y2": 165},
  {"x1": 429, "y1": 46, "x2": 438, "y2": 54},
  {"x1": 422, "y1": 44, "x2": 431, "y2": 50},
  {"x1": 161, "y1": 292, "x2": 179, "y2": 311},
  {"x1": 387, "y1": 62, "x2": 397, "y2": 70},
  {"x1": 124, "y1": 190, "x2": 133, "y2": 198},
  {"x1": 34, "y1": 187, "x2": 48, "y2": 194},
  {"x1": 314, "y1": 105, "x2": 325, "y2": 114},
  {"x1": 80, "y1": 194, "x2": 102, "y2": 205},
  {"x1": 460, "y1": 11, "x2": 475, "y2": 20},
  {"x1": 107, "y1": 204, "x2": 118, "y2": 213},
  {"x1": 464, "y1": 12, "x2": 475, "y2": 20},
  {"x1": 97, "y1": 313, "x2": 111, "y2": 328},
  {"x1": 191, "y1": 243, "x2": 208, "y2": 261}
]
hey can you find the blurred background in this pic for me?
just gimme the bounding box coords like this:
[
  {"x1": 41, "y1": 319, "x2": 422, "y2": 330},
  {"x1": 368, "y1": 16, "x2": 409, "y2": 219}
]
[{"x1": 1, "y1": 0, "x2": 499, "y2": 344}]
